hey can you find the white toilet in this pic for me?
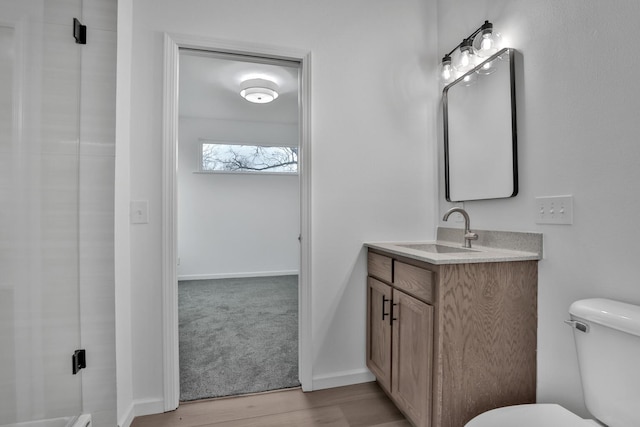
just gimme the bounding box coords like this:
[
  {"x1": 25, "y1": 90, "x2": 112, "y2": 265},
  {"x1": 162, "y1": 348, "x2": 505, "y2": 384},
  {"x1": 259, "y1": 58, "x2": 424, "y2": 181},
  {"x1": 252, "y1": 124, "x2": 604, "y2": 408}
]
[{"x1": 466, "y1": 298, "x2": 640, "y2": 427}]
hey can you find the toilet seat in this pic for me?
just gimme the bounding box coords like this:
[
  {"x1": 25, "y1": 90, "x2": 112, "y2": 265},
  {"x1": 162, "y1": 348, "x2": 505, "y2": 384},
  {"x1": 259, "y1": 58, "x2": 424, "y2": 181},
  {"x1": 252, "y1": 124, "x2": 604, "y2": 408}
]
[{"x1": 465, "y1": 404, "x2": 601, "y2": 427}]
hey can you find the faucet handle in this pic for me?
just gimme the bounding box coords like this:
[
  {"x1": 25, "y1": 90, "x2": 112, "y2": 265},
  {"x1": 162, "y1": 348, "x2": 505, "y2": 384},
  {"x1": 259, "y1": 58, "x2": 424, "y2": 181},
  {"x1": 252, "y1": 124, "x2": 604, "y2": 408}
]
[{"x1": 463, "y1": 232, "x2": 479, "y2": 248}]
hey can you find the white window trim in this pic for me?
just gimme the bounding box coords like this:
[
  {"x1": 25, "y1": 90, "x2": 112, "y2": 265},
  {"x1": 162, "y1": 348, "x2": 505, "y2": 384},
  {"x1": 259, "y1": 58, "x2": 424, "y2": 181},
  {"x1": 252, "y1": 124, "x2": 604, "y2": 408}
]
[{"x1": 197, "y1": 139, "x2": 299, "y2": 174}]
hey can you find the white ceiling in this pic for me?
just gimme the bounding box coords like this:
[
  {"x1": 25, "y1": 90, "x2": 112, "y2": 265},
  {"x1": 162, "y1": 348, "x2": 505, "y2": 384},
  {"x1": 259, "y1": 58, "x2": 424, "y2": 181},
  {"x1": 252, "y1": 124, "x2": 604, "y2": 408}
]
[{"x1": 178, "y1": 50, "x2": 299, "y2": 124}]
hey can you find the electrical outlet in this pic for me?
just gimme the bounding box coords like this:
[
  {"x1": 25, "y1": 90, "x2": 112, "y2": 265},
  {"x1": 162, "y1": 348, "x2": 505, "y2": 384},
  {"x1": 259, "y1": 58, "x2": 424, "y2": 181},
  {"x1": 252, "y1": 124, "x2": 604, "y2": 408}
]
[{"x1": 535, "y1": 195, "x2": 573, "y2": 225}]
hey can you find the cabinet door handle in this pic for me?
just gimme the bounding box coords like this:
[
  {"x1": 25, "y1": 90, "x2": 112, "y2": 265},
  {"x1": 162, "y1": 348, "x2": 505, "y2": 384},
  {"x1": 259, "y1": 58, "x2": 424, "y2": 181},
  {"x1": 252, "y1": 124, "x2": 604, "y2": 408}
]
[
  {"x1": 390, "y1": 301, "x2": 398, "y2": 325},
  {"x1": 382, "y1": 296, "x2": 390, "y2": 320}
]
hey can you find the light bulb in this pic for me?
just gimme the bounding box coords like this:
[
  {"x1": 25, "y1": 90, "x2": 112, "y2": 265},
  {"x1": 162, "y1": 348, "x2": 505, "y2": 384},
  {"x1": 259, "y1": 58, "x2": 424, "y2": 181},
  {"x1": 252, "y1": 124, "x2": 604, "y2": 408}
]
[
  {"x1": 442, "y1": 63, "x2": 453, "y2": 81},
  {"x1": 461, "y1": 72, "x2": 477, "y2": 87},
  {"x1": 460, "y1": 50, "x2": 470, "y2": 68},
  {"x1": 477, "y1": 49, "x2": 508, "y2": 75},
  {"x1": 473, "y1": 21, "x2": 502, "y2": 58},
  {"x1": 476, "y1": 59, "x2": 494, "y2": 75},
  {"x1": 452, "y1": 39, "x2": 476, "y2": 74},
  {"x1": 480, "y1": 34, "x2": 492, "y2": 51},
  {"x1": 440, "y1": 55, "x2": 455, "y2": 84}
]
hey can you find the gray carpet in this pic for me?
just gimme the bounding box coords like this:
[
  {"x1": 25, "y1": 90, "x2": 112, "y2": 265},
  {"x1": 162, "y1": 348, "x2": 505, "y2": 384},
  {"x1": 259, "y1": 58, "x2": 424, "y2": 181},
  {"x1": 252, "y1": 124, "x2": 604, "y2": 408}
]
[{"x1": 179, "y1": 275, "x2": 300, "y2": 401}]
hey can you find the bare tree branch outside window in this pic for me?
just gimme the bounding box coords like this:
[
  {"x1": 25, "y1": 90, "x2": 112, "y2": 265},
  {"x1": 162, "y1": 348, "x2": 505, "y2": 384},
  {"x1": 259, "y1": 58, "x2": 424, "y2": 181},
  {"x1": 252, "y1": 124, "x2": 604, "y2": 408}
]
[{"x1": 201, "y1": 143, "x2": 298, "y2": 173}]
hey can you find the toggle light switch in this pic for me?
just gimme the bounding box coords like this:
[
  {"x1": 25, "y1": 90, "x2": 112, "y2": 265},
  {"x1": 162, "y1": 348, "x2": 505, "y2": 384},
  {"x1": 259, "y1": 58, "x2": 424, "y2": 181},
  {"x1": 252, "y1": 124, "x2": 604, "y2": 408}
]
[{"x1": 535, "y1": 195, "x2": 573, "y2": 225}]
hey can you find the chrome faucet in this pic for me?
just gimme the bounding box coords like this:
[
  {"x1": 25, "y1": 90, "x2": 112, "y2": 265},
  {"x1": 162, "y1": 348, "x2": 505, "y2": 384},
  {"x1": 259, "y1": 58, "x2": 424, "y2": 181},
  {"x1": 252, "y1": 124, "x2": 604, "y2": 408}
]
[{"x1": 442, "y1": 207, "x2": 478, "y2": 248}]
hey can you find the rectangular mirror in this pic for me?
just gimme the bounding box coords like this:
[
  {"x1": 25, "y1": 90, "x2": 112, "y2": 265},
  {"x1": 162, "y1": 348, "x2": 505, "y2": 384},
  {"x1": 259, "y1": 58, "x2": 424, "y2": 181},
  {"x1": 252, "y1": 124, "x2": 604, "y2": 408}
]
[{"x1": 443, "y1": 48, "x2": 518, "y2": 202}]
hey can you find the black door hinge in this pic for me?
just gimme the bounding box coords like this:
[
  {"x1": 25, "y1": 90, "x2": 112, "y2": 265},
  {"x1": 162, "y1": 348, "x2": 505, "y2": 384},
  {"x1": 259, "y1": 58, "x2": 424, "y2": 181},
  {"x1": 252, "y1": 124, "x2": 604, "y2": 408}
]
[
  {"x1": 73, "y1": 18, "x2": 86, "y2": 44},
  {"x1": 72, "y1": 349, "x2": 87, "y2": 374}
]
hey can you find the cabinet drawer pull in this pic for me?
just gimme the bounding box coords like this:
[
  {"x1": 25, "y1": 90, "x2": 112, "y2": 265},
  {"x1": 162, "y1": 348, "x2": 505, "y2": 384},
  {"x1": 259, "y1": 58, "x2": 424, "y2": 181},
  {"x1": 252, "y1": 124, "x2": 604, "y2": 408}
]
[
  {"x1": 382, "y1": 296, "x2": 391, "y2": 320},
  {"x1": 390, "y1": 301, "x2": 398, "y2": 325}
]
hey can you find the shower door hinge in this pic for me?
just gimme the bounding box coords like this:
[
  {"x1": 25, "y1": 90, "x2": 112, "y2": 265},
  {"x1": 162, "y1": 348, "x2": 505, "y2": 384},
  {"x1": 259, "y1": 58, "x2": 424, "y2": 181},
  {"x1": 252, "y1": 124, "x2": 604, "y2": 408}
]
[
  {"x1": 72, "y1": 349, "x2": 87, "y2": 374},
  {"x1": 73, "y1": 18, "x2": 87, "y2": 44}
]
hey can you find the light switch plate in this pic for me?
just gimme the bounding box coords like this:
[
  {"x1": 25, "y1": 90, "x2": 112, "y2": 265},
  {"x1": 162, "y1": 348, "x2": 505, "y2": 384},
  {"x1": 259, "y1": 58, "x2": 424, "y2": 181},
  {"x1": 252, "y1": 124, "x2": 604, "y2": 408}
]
[
  {"x1": 130, "y1": 200, "x2": 149, "y2": 224},
  {"x1": 535, "y1": 195, "x2": 573, "y2": 225}
]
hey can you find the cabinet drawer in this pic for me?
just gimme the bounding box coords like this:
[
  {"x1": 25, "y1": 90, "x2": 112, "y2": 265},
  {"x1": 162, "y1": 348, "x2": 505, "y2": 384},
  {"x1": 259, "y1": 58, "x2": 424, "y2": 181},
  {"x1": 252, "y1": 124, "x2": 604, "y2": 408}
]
[
  {"x1": 368, "y1": 252, "x2": 393, "y2": 283},
  {"x1": 394, "y1": 261, "x2": 434, "y2": 304}
]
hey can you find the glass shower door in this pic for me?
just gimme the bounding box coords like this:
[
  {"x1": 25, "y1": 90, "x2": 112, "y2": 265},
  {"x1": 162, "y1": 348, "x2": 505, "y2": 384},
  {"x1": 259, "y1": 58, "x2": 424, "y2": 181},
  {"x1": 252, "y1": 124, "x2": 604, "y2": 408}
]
[{"x1": 0, "y1": 0, "x2": 83, "y2": 424}]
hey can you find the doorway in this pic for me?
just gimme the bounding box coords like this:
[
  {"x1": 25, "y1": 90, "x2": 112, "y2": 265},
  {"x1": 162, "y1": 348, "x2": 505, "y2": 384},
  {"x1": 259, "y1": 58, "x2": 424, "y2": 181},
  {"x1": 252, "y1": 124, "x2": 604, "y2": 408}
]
[
  {"x1": 176, "y1": 49, "x2": 301, "y2": 401},
  {"x1": 162, "y1": 34, "x2": 312, "y2": 411}
]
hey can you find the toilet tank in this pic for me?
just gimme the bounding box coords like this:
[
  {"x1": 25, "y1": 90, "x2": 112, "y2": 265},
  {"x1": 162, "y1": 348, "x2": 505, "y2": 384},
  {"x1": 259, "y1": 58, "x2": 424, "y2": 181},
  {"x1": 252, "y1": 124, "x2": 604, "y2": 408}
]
[{"x1": 569, "y1": 298, "x2": 640, "y2": 427}]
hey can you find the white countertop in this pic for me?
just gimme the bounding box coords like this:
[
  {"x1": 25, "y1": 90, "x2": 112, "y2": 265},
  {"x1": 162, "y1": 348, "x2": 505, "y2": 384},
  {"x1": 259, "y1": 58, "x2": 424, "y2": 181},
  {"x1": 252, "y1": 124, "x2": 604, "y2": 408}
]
[{"x1": 365, "y1": 240, "x2": 541, "y2": 265}]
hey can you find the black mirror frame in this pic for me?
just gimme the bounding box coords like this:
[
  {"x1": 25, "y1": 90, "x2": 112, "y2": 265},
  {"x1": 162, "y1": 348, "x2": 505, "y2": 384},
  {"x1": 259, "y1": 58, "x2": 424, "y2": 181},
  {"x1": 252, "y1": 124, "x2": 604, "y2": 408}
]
[{"x1": 443, "y1": 47, "x2": 518, "y2": 202}]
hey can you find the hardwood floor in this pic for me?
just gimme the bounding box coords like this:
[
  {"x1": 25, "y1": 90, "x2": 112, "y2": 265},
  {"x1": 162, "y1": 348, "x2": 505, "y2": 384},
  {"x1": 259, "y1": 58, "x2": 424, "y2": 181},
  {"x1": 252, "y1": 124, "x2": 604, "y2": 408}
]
[{"x1": 131, "y1": 382, "x2": 410, "y2": 427}]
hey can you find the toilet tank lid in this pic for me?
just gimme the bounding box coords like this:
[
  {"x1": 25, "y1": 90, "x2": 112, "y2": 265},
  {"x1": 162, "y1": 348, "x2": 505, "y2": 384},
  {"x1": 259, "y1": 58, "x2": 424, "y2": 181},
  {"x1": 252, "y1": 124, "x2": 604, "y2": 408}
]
[{"x1": 570, "y1": 298, "x2": 640, "y2": 337}]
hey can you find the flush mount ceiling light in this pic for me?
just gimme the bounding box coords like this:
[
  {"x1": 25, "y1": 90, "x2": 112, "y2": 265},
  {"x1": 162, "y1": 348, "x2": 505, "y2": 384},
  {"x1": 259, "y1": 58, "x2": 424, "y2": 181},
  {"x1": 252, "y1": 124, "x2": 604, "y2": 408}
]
[
  {"x1": 440, "y1": 20, "x2": 504, "y2": 85},
  {"x1": 239, "y1": 78, "x2": 279, "y2": 104}
]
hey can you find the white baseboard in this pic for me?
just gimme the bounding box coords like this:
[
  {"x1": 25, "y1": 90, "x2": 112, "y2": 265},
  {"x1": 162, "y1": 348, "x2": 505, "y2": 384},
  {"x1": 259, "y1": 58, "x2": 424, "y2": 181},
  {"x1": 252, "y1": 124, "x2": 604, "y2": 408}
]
[
  {"x1": 118, "y1": 398, "x2": 165, "y2": 427},
  {"x1": 177, "y1": 270, "x2": 298, "y2": 281},
  {"x1": 117, "y1": 402, "x2": 135, "y2": 427},
  {"x1": 116, "y1": 371, "x2": 373, "y2": 427},
  {"x1": 134, "y1": 397, "x2": 165, "y2": 417},
  {"x1": 311, "y1": 368, "x2": 376, "y2": 391}
]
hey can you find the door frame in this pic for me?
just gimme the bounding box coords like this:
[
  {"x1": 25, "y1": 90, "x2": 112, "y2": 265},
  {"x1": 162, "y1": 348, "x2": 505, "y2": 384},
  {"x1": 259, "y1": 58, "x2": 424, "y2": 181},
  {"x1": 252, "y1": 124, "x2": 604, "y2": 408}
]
[{"x1": 161, "y1": 32, "x2": 312, "y2": 411}]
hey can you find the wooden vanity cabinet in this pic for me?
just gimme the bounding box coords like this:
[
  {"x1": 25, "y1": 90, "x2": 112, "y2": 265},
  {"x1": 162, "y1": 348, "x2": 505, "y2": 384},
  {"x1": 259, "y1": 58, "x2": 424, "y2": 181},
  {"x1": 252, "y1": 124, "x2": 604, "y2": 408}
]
[
  {"x1": 367, "y1": 277, "x2": 393, "y2": 391},
  {"x1": 367, "y1": 252, "x2": 434, "y2": 427},
  {"x1": 367, "y1": 275, "x2": 433, "y2": 425},
  {"x1": 366, "y1": 250, "x2": 537, "y2": 427}
]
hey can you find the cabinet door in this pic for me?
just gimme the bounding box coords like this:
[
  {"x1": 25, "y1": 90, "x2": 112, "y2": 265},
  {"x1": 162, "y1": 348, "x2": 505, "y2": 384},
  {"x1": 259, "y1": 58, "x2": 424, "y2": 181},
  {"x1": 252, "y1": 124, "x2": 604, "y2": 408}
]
[
  {"x1": 367, "y1": 277, "x2": 393, "y2": 392},
  {"x1": 392, "y1": 289, "x2": 434, "y2": 427}
]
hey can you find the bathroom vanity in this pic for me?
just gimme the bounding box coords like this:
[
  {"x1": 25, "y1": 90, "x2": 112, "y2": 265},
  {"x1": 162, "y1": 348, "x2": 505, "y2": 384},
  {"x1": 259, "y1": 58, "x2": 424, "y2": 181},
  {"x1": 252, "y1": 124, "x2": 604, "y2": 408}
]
[{"x1": 365, "y1": 228, "x2": 542, "y2": 427}]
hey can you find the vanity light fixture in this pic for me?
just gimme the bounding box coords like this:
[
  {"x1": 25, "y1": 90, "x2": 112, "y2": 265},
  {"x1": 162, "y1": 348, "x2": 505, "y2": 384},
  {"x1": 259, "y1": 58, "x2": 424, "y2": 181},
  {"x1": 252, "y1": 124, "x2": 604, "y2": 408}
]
[
  {"x1": 440, "y1": 20, "x2": 503, "y2": 84},
  {"x1": 240, "y1": 78, "x2": 279, "y2": 104}
]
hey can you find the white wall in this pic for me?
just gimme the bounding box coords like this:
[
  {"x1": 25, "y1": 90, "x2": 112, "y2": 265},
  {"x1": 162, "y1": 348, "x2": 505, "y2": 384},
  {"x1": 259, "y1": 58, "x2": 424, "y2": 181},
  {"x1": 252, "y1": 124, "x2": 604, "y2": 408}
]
[
  {"x1": 123, "y1": 0, "x2": 438, "y2": 410},
  {"x1": 177, "y1": 117, "x2": 299, "y2": 279},
  {"x1": 114, "y1": 0, "x2": 134, "y2": 425},
  {"x1": 436, "y1": 0, "x2": 640, "y2": 417}
]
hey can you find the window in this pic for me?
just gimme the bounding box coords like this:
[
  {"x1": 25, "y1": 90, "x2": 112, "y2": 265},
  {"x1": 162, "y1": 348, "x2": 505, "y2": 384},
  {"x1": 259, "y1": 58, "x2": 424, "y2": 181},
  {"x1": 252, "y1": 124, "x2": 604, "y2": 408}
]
[{"x1": 199, "y1": 141, "x2": 298, "y2": 174}]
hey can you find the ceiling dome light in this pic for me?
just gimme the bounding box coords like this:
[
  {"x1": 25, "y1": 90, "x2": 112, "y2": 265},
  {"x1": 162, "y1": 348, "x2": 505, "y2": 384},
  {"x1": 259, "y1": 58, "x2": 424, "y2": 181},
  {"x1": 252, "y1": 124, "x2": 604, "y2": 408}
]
[{"x1": 240, "y1": 78, "x2": 279, "y2": 104}]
